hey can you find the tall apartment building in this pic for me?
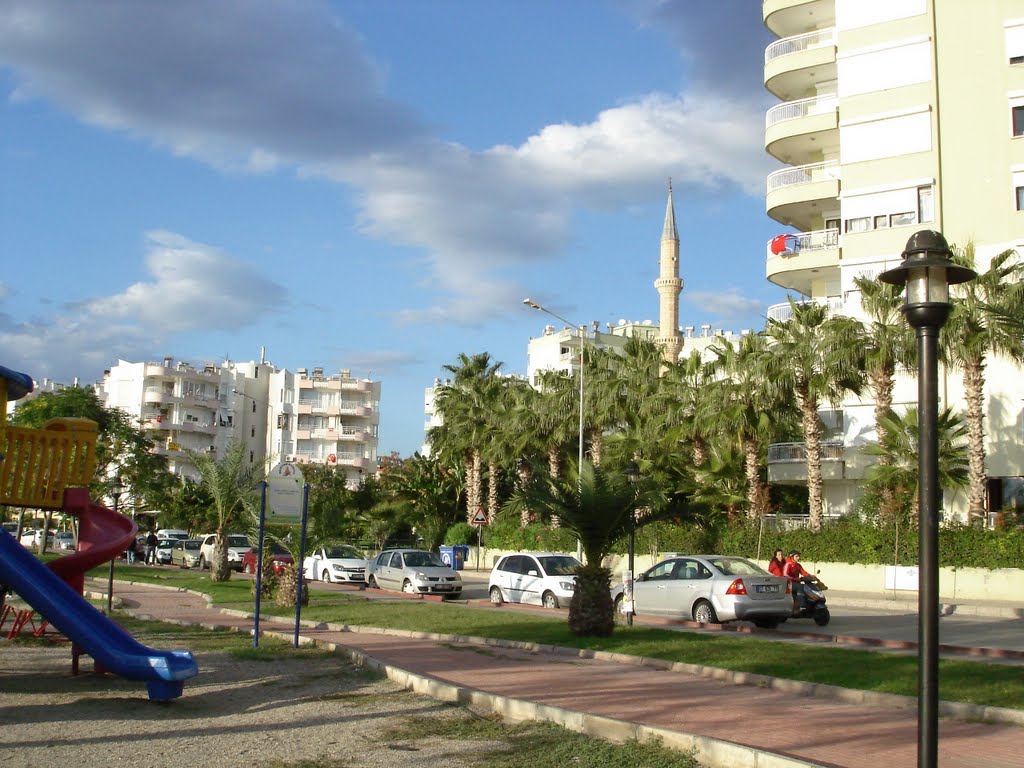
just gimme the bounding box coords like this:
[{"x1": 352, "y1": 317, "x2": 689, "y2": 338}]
[
  {"x1": 762, "y1": 0, "x2": 1024, "y2": 520},
  {"x1": 100, "y1": 357, "x2": 379, "y2": 488}
]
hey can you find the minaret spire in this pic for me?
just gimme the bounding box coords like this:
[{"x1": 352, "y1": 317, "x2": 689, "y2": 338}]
[{"x1": 655, "y1": 178, "x2": 683, "y2": 365}]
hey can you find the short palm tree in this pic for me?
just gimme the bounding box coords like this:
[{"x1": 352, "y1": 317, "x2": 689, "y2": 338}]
[{"x1": 507, "y1": 461, "x2": 662, "y2": 637}]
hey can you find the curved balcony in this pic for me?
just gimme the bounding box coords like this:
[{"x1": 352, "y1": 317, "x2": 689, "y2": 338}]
[
  {"x1": 766, "y1": 296, "x2": 844, "y2": 323},
  {"x1": 763, "y1": 0, "x2": 836, "y2": 38},
  {"x1": 766, "y1": 160, "x2": 839, "y2": 230},
  {"x1": 764, "y1": 27, "x2": 836, "y2": 101},
  {"x1": 767, "y1": 440, "x2": 845, "y2": 484},
  {"x1": 143, "y1": 387, "x2": 177, "y2": 405},
  {"x1": 765, "y1": 94, "x2": 838, "y2": 165},
  {"x1": 765, "y1": 228, "x2": 840, "y2": 295}
]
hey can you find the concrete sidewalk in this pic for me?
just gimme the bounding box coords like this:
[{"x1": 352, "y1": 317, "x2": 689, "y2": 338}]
[{"x1": 102, "y1": 580, "x2": 1023, "y2": 768}]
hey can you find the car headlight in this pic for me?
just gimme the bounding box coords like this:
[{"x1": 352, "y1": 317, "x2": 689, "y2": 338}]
[{"x1": 559, "y1": 581, "x2": 575, "y2": 591}]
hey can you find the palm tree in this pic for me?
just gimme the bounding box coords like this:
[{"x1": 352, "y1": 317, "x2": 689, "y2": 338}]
[
  {"x1": 766, "y1": 300, "x2": 866, "y2": 531},
  {"x1": 710, "y1": 333, "x2": 792, "y2": 519},
  {"x1": 944, "y1": 242, "x2": 1024, "y2": 522},
  {"x1": 187, "y1": 441, "x2": 266, "y2": 582},
  {"x1": 854, "y1": 275, "x2": 915, "y2": 431},
  {"x1": 863, "y1": 407, "x2": 969, "y2": 519},
  {"x1": 507, "y1": 461, "x2": 662, "y2": 636},
  {"x1": 431, "y1": 352, "x2": 504, "y2": 524}
]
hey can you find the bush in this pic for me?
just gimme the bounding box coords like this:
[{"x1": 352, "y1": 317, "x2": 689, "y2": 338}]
[{"x1": 444, "y1": 523, "x2": 476, "y2": 546}]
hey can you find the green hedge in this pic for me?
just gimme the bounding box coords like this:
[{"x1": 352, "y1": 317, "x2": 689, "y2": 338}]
[{"x1": 482, "y1": 511, "x2": 1024, "y2": 569}]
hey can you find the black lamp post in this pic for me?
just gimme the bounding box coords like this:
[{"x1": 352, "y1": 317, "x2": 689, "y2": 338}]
[
  {"x1": 624, "y1": 461, "x2": 639, "y2": 626},
  {"x1": 105, "y1": 474, "x2": 125, "y2": 614},
  {"x1": 879, "y1": 230, "x2": 975, "y2": 768}
]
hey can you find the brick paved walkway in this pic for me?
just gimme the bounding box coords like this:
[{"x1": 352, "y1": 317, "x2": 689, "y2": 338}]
[{"x1": 110, "y1": 581, "x2": 1024, "y2": 768}]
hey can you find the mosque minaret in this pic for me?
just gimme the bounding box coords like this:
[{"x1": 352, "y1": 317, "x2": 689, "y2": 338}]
[{"x1": 655, "y1": 180, "x2": 683, "y2": 364}]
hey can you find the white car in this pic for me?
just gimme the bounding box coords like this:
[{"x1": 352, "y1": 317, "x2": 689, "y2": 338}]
[
  {"x1": 303, "y1": 545, "x2": 368, "y2": 583},
  {"x1": 19, "y1": 529, "x2": 52, "y2": 548},
  {"x1": 156, "y1": 531, "x2": 189, "y2": 564},
  {"x1": 488, "y1": 552, "x2": 582, "y2": 609},
  {"x1": 366, "y1": 549, "x2": 463, "y2": 598},
  {"x1": 198, "y1": 533, "x2": 253, "y2": 571}
]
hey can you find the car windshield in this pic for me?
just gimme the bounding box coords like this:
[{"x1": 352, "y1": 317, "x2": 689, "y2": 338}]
[
  {"x1": 708, "y1": 557, "x2": 767, "y2": 576},
  {"x1": 537, "y1": 556, "x2": 581, "y2": 576},
  {"x1": 227, "y1": 536, "x2": 252, "y2": 547},
  {"x1": 325, "y1": 546, "x2": 362, "y2": 559},
  {"x1": 183, "y1": 540, "x2": 202, "y2": 551},
  {"x1": 403, "y1": 551, "x2": 445, "y2": 568}
]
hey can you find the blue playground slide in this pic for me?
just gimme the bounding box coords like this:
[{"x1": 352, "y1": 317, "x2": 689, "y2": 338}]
[{"x1": 0, "y1": 529, "x2": 198, "y2": 701}]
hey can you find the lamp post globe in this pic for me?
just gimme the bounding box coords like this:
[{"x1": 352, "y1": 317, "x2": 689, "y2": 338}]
[{"x1": 879, "y1": 229, "x2": 975, "y2": 768}]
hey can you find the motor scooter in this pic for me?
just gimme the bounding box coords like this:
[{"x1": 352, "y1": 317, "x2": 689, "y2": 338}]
[{"x1": 791, "y1": 574, "x2": 830, "y2": 626}]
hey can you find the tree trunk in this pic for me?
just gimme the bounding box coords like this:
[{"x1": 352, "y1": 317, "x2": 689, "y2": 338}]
[
  {"x1": 801, "y1": 391, "x2": 824, "y2": 532},
  {"x1": 963, "y1": 360, "x2": 988, "y2": 522},
  {"x1": 487, "y1": 461, "x2": 499, "y2": 522},
  {"x1": 210, "y1": 532, "x2": 231, "y2": 582},
  {"x1": 547, "y1": 446, "x2": 560, "y2": 480},
  {"x1": 742, "y1": 438, "x2": 767, "y2": 519},
  {"x1": 871, "y1": 367, "x2": 898, "y2": 520},
  {"x1": 590, "y1": 428, "x2": 602, "y2": 467},
  {"x1": 517, "y1": 462, "x2": 532, "y2": 526},
  {"x1": 465, "y1": 450, "x2": 483, "y2": 524}
]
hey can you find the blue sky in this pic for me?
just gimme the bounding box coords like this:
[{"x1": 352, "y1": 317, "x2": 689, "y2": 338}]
[{"x1": 0, "y1": 0, "x2": 791, "y2": 458}]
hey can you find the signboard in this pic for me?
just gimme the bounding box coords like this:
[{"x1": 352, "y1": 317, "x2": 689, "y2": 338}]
[
  {"x1": 884, "y1": 565, "x2": 919, "y2": 591},
  {"x1": 471, "y1": 511, "x2": 488, "y2": 526},
  {"x1": 265, "y1": 461, "x2": 304, "y2": 520}
]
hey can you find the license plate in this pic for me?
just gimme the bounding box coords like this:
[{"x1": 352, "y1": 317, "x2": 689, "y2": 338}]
[
  {"x1": 434, "y1": 585, "x2": 453, "y2": 591},
  {"x1": 755, "y1": 584, "x2": 779, "y2": 593}
]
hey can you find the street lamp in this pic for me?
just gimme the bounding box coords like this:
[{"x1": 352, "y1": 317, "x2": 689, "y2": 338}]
[
  {"x1": 624, "y1": 461, "x2": 639, "y2": 626},
  {"x1": 879, "y1": 229, "x2": 975, "y2": 768},
  {"x1": 522, "y1": 298, "x2": 585, "y2": 477},
  {"x1": 106, "y1": 474, "x2": 125, "y2": 614}
]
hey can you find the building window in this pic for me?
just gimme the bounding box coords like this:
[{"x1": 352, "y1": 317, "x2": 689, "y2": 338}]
[
  {"x1": 1014, "y1": 105, "x2": 1024, "y2": 136},
  {"x1": 845, "y1": 217, "x2": 870, "y2": 233},
  {"x1": 918, "y1": 185, "x2": 934, "y2": 223},
  {"x1": 873, "y1": 215, "x2": 889, "y2": 229},
  {"x1": 1016, "y1": 186, "x2": 1024, "y2": 211},
  {"x1": 1013, "y1": 55, "x2": 1024, "y2": 65},
  {"x1": 252, "y1": 401, "x2": 256, "y2": 413},
  {"x1": 890, "y1": 211, "x2": 915, "y2": 227}
]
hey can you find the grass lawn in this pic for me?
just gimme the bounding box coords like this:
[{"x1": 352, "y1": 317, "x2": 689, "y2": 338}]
[{"x1": 97, "y1": 563, "x2": 1024, "y2": 711}]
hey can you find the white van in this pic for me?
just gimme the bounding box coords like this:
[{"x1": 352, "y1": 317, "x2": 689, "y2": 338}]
[{"x1": 157, "y1": 529, "x2": 189, "y2": 540}]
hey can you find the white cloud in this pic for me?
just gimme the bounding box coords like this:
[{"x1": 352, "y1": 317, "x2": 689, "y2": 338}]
[
  {"x1": 684, "y1": 287, "x2": 765, "y2": 327},
  {"x1": 0, "y1": 232, "x2": 284, "y2": 383}
]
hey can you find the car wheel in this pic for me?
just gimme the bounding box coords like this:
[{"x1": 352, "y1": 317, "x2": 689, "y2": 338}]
[
  {"x1": 613, "y1": 594, "x2": 627, "y2": 624},
  {"x1": 322, "y1": 569, "x2": 331, "y2": 583},
  {"x1": 489, "y1": 586, "x2": 504, "y2": 605},
  {"x1": 402, "y1": 579, "x2": 416, "y2": 594},
  {"x1": 542, "y1": 591, "x2": 559, "y2": 609},
  {"x1": 368, "y1": 575, "x2": 378, "y2": 589},
  {"x1": 814, "y1": 608, "x2": 831, "y2": 626},
  {"x1": 753, "y1": 617, "x2": 780, "y2": 629},
  {"x1": 692, "y1": 600, "x2": 719, "y2": 624}
]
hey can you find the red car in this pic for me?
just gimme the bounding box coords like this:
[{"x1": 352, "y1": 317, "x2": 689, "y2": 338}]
[{"x1": 241, "y1": 544, "x2": 294, "y2": 575}]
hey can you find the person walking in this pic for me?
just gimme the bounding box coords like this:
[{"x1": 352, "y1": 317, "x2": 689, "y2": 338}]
[{"x1": 145, "y1": 530, "x2": 159, "y2": 565}]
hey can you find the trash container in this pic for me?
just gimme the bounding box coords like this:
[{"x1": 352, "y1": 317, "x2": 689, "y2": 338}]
[{"x1": 439, "y1": 545, "x2": 468, "y2": 571}]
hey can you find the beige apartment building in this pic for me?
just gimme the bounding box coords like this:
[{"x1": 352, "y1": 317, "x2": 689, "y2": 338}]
[
  {"x1": 763, "y1": 0, "x2": 1024, "y2": 520},
  {"x1": 100, "y1": 357, "x2": 379, "y2": 488}
]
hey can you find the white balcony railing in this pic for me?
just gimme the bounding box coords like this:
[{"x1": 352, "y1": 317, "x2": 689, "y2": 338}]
[
  {"x1": 767, "y1": 441, "x2": 845, "y2": 463},
  {"x1": 766, "y1": 160, "x2": 840, "y2": 194},
  {"x1": 765, "y1": 227, "x2": 839, "y2": 261},
  {"x1": 766, "y1": 296, "x2": 845, "y2": 323},
  {"x1": 765, "y1": 27, "x2": 836, "y2": 65},
  {"x1": 766, "y1": 94, "x2": 838, "y2": 129}
]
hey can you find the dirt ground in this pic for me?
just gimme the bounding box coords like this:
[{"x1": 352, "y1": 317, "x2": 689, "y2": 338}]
[{"x1": 0, "y1": 644, "x2": 499, "y2": 768}]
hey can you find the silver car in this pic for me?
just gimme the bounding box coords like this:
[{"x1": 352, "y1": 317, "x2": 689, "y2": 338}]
[
  {"x1": 366, "y1": 549, "x2": 463, "y2": 599},
  {"x1": 611, "y1": 555, "x2": 792, "y2": 628}
]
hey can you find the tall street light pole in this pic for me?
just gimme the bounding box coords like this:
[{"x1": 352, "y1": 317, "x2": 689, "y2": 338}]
[
  {"x1": 624, "y1": 461, "x2": 639, "y2": 626},
  {"x1": 523, "y1": 298, "x2": 585, "y2": 477},
  {"x1": 880, "y1": 230, "x2": 975, "y2": 768},
  {"x1": 106, "y1": 474, "x2": 124, "y2": 614}
]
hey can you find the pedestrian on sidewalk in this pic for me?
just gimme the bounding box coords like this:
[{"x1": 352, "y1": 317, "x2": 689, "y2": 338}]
[{"x1": 145, "y1": 530, "x2": 159, "y2": 565}]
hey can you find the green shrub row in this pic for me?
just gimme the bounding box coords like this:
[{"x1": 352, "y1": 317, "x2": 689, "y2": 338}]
[{"x1": 457, "y1": 515, "x2": 1024, "y2": 570}]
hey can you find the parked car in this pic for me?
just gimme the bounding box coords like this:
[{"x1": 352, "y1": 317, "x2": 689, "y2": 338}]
[
  {"x1": 198, "y1": 533, "x2": 252, "y2": 571},
  {"x1": 488, "y1": 552, "x2": 581, "y2": 609},
  {"x1": 611, "y1": 555, "x2": 792, "y2": 628},
  {"x1": 170, "y1": 539, "x2": 203, "y2": 568},
  {"x1": 52, "y1": 531, "x2": 76, "y2": 551},
  {"x1": 366, "y1": 549, "x2": 462, "y2": 598},
  {"x1": 19, "y1": 529, "x2": 53, "y2": 548},
  {"x1": 156, "y1": 531, "x2": 189, "y2": 564},
  {"x1": 241, "y1": 543, "x2": 293, "y2": 575},
  {"x1": 303, "y1": 545, "x2": 368, "y2": 583}
]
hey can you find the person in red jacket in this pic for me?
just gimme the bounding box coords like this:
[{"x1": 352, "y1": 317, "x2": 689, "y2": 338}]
[
  {"x1": 767, "y1": 549, "x2": 786, "y2": 577},
  {"x1": 783, "y1": 550, "x2": 810, "y2": 614}
]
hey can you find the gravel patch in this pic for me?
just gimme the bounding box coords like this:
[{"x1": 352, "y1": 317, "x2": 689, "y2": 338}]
[{"x1": 0, "y1": 644, "x2": 500, "y2": 768}]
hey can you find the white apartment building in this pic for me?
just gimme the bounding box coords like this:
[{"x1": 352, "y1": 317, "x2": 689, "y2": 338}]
[
  {"x1": 762, "y1": 0, "x2": 1024, "y2": 520},
  {"x1": 100, "y1": 356, "x2": 379, "y2": 487}
]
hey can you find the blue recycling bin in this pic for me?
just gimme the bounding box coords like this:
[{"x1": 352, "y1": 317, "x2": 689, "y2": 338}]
[{"x1": 439, "y1": 545, "x2": 468, "y2": 571}]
